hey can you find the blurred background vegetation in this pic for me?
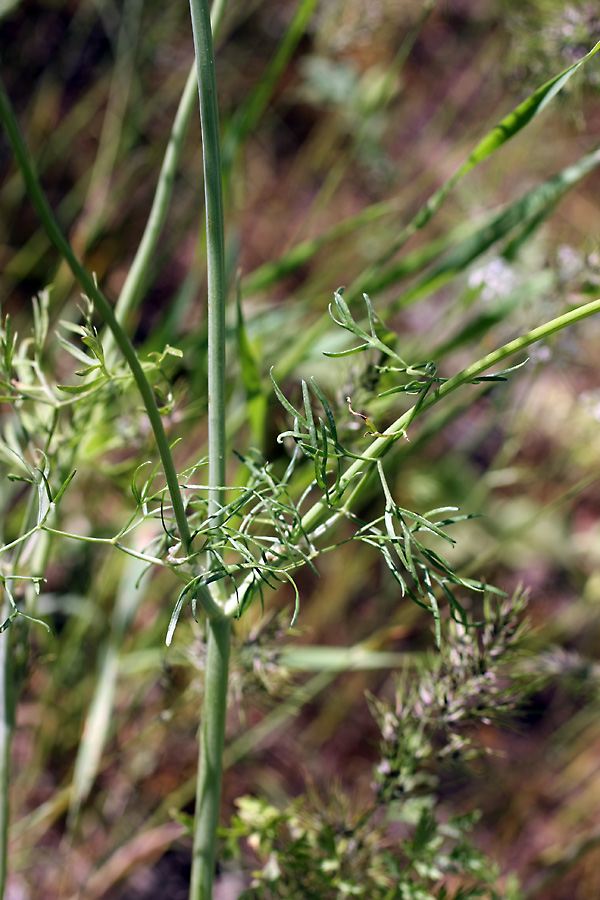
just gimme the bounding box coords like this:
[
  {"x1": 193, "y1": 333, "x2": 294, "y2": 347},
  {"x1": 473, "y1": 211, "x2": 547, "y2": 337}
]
[{"x1": 1, "y1": 0, "x2": 600, "y2": 897}]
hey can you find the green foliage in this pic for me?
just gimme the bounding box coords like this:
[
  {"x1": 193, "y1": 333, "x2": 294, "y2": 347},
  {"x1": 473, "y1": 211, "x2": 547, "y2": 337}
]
[
  {"x1": 225, "y1": 595, "x2": 530, "y2": 900},
  {"x1": 371, "y1": 592, "x2": 530, "y2": 794},
  {"x1": 227, "y1": 793, "x2": 502, "y2": 900}
]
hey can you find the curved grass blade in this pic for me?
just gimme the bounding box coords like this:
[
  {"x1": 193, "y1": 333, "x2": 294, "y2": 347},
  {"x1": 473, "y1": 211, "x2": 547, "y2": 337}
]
[
  {"x1": 68, "y1": 555, "x2": 147, "y2": 829},
  {"x1": 381, "y1": 146, "x2": 600, "y2": 310},
  {"x1": 412, "y1": 39, "x2": 600, "y2": 234},
  {"x1": 345, "y1": 39, "x2": 600, "y2": 301}
]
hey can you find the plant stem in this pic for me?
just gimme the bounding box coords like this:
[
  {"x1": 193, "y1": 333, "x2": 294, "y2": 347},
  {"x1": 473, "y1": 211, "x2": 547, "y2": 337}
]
[
  {"x1": 189, "y1": 0, "x2": 226, "y2": 528},
  {"x1": 104, "y1": 63, "x2": 199, "y2": 363},
  {"x1": 0, "y1": 614, "x2": 16, "y2": 898},
  {"x1": 190, "y1": 615, "x2": 230, "y2": 900},
  {"x1": 104, "y1": 0, "x2": 228, "y2": 363},
  {"x1": 188, "y1": 0, "x2": 229, "y2": 896}
]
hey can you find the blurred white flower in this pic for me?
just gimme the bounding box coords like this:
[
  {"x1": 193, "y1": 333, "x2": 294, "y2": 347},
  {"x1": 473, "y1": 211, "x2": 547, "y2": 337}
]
[
  {"x1": 530, "y1": 344, "x2": 552, "y2": 363},
  {"x1": 468, "y1": 257, "x2": 518, "y2": 302},
  {"x1": 556, "y1": 244, "x2": 584, "y2": 282}
]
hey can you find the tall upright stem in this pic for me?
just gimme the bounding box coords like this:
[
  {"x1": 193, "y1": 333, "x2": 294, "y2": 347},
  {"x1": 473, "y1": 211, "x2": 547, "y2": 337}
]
[
  {"x1": 189, "y1": 0, "x2": 226, "y2": 518},
  {"x1": 0, "y1": 616, "x2": 17, "y2": 898},
  {"x1": 187, "y1": 1, "x2": 230, "y2": 897},
  {"x1": 190, "y1": 616, "x2": 230, "y2": 899}
]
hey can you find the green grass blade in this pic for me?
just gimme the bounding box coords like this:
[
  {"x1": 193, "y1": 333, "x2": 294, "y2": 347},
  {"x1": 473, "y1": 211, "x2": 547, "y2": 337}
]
[
  {"x1": 242, "y1": 197, "x2": 405, "y2": 295},
  {"x1": 385, "y1": 147, "x2": 600, "y2": 309},
  {"x1": 346, "y1": 39, "x2": 600, "y2": 296},
  {"x1": 411, "y1": 39, "x2": 600, "y2": 234},
  {"x1": 67, "y1": 556, "x2": 147, "y2": 828},
  {"x1": 459, "y1": 40, "x2": 600, "y2": 171},
  {"x1": 281, "y1": 645, "x2": 414, "y2": 671}
]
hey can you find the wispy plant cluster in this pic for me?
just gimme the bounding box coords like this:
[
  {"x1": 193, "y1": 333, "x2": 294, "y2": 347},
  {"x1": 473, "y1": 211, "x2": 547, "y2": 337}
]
[
  {"x1": 372, "y1": 591, "x2": 530, "y2": 793},
  {"x1": 226, "y1": 593, "x2": 530, "y2": 900}
]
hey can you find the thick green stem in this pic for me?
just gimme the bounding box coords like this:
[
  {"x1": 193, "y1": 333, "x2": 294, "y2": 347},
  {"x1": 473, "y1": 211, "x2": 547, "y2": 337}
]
[
  {"x1": 190, "y1": 616, "x2": 231, "y2": 900},
  {"x1": 188, "y1": 0, "x2": 229, "y2": 897},
  {"x1": 189, "y1": 0, "x2": 227, "y2": 525},
  {"x1": 0, "y1": 617, "x2": 16, "y2": 897}
]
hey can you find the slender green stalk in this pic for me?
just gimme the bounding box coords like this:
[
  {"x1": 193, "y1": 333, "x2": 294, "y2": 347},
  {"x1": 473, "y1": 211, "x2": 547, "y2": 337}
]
[
  {"x1": 0, "y1": 75, "x2": 221, "y2": 618},
  {"x1": 190, "y1": 616, "x2": 230, "y2": 900},
  {"x1": 104, "y1": 63, "x2": 199, "y2": 363},
  {"x1": 209, "y1": 0, "x2": 227, "y2": 36},
  {"x1": 0, "y1": 613, "x2": 16, "y2": 897},
  {"x1": 188, "y1": 0, "x2": 230, "y2": 897},
  {"x1": 189, "y1": 0, "x2": 226, "y2": 527}
]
